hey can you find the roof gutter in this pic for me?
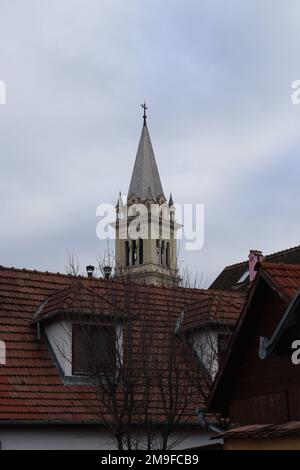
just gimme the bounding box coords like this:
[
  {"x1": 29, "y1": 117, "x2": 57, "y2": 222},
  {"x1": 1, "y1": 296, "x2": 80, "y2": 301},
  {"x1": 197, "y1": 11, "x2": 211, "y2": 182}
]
[{"x1": 0, "y1": 419, "x2": 204, "y2": 429}]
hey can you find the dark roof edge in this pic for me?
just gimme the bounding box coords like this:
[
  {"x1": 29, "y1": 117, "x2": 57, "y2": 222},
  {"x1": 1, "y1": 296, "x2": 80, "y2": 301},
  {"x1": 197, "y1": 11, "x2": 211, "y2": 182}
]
[
  {"x1": 0, "y1": 419, "x2": 202, "y2": 429},
  {"x1": 259, "y1": 288, "x2": 300, "y2": 359},
  {"x1": 0, "y1": 420, "x2": 105, "y2": 427},
  {"x1": 32, "y1": 308, "x2": 126, "y2": 325}
]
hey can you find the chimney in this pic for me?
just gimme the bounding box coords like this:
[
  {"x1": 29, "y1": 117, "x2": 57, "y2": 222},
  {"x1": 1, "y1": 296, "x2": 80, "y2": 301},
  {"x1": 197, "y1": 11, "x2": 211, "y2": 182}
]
[
  {"x1": 86, "y1": 265, "x2": 95, "y2": 278},
  {"x1": 248, "y1": 250, "x2": 264, "y2": 282},
  {"x1": 103, "y1": 266, "x2": 112, "y2": 280}
]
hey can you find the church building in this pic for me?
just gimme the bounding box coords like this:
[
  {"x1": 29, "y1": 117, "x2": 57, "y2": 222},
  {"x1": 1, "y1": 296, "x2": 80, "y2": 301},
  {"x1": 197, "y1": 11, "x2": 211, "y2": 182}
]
[{"x1": 115, "y1": 104, "x2": 179, "y2": 286}]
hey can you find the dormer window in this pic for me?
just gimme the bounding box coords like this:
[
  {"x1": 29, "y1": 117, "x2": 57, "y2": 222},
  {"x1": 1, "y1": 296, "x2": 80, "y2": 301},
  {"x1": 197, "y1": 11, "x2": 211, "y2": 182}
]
[
  {"x1": 72, "y1": 323, "x2": 116, "y2": 375},
  {"x1": 188, "y1": 329, "x2": 232, "y2": 379},
  {"x1": 33, "y1": 283, "x2": 124, "y2": 382}
]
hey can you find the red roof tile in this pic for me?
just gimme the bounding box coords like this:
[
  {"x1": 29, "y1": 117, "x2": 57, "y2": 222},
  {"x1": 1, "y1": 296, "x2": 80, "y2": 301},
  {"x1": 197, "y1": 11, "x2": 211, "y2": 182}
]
[
  {"x1": 0, "y1": 265, "x2": 244, "y2": 424},
  {"x1": 183, "y1": 290, "x2": 245, "y2": 330},
  {"x1": 259, "y1": 262, "x2": 300, "y2": 301}
]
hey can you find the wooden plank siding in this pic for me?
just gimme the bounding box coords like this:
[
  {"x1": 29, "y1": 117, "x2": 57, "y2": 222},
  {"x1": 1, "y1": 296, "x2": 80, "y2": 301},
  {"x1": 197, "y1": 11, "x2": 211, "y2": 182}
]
[
  {"x1": 227, "y1": 284, "x2": 300, "y2": 425},
  {"x1": 229, "y1": 392, "x2": 289, "y2": 425}
]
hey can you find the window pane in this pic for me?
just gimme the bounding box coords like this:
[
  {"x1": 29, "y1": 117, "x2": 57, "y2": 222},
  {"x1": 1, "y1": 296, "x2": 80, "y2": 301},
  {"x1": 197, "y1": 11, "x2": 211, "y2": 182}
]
[{"x1": 73, "y1": 324, "x2": 116, "y2": 375}]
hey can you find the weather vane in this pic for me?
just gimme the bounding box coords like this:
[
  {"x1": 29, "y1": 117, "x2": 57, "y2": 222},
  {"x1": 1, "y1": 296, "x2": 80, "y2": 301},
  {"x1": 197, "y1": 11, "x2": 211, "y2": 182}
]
[{"x1": 141, "y1": 102, "x2": 148, "y2": 125}]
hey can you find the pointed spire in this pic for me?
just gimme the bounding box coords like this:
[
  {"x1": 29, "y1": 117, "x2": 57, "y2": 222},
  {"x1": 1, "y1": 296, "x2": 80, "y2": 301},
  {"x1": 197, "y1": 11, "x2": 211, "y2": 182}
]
[
  {"x1": 128, "y1": 112, "x2": 165, "y2": 202},
  {"x1": 116, "y1": 191, "x2": 124, "y2": 209},
  {"x1": 168, "y1": 193, "x2": 174, "y2": 207}
]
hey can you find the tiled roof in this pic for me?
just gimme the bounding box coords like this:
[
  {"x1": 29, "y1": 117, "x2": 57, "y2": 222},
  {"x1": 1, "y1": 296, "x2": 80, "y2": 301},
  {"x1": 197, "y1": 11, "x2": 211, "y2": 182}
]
[
  {"x1": 207, "y1": 261, "x2": 300, "y2": 412},
  {"x1": 209, "y1": 261, "x2": 248, "y2": 291},
  {"x1": 0, "y1": 267, "x2": 98, "y2": 422},
  {"x1": 221, "y1": 422, "x2": 300, "y2": 439},
  {"x1": 182, "y1": 290, "x2": 245, "y2": 330},
  {"x1": 210, "y1": 244, "x2": 300, "y2": 291},
  {"x1": 260, "y1": 262, "x2": 300, "y2": 301},
  {"x1": 33, "y1": 283, "x2": 111, "y2": 322},
  {"x1": 0, "y1": 265, "x2": 244, "y2": 425}
]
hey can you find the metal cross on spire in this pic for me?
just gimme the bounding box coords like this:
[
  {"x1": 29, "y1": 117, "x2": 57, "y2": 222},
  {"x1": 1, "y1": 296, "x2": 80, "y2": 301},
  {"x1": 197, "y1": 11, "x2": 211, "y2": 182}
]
[{"x1": 141, "y1": 102, "x2": 148, "y2": 125}]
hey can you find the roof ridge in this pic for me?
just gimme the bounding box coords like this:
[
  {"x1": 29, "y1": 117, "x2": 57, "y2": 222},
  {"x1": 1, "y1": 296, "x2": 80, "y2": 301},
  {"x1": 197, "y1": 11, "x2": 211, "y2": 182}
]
[
  {"x1": 207, "y1": 288, "x2": 246, "y2": 298},
  {"x1": 223, "y1": 244, "x2": 300, "y2": 270},
  {"x1": 266, "y1": 244, "x2": 300, "y2": 260},
  {"x1": 0, "y1": 265, "x2": 79, "y2": 279},
  {"x1": 260, "y1": 261, "x2": 300, "y2": 270},
  {"x1": 0, "y1": 265, "x2": 247, "y2": 300},
  {"x1": 210, "y1": 293, "x2": 222, "y2": 319},
  {"x1": 223, "y1": 260, "x2": 248, "y2": 270},
  {"x1": 219, "y1": 292, "x2": 245, "y2": 309}
]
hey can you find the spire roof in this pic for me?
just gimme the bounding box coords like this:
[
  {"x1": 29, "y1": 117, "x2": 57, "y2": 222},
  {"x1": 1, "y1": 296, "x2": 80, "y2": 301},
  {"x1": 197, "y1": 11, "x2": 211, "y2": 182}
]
[
  {"x1": 168, "y1": 193, "x2": 174, "y2": 207},
  {"x1": 128, "y1": 123, "x2": 165, "y2": 202}
]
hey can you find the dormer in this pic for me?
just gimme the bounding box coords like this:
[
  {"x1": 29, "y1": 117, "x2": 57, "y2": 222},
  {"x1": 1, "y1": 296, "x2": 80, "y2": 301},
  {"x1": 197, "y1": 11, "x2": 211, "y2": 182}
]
[
  {"x1": 32, "y1": 281, "x2": 124, "y2": 383},
  {"x1": 177, "y1": 292, "x2": 244, "y2": 379}
]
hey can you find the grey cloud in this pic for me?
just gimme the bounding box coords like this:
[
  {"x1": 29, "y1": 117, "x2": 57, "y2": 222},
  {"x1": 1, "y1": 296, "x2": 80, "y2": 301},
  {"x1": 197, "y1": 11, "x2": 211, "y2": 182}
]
[{"x1": 0, "y1": 0, "x2": 300, "y2": 284}]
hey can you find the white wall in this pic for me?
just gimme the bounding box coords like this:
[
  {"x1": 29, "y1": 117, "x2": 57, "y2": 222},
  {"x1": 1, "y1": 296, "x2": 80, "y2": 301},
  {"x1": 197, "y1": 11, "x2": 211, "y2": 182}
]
[
  {"x1": 0, "y1": 426, "x2": 217, "y2": 450},
  {"x1": 0, "y1": 427, "x2": 114, "y2": 450},
  {"x1": 45, "y1": 320, "x2": 72, "y2": 376},
  {"x1": 192, "y1": 331, "x2": 219, "y2": 379}
]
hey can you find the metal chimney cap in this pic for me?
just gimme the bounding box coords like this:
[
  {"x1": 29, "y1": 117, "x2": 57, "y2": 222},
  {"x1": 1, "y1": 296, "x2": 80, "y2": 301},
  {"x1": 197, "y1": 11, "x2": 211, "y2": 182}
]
[
  {"x1": 103, "y1": 266, "x2": 112, "y2": 280},
  {"x1": 86, "y1": 265, "x2": 95, "y2": 278}
]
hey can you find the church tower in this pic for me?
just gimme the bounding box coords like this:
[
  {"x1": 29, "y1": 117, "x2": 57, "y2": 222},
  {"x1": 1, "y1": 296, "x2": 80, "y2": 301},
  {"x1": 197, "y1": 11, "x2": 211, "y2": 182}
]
[{"x1": 115, "y1": 105, "x2": 179, "y2": 286}]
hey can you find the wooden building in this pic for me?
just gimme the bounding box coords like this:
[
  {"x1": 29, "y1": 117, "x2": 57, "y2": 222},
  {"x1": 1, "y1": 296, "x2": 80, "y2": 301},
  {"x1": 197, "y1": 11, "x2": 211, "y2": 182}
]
[{"x1": 208, "y1": 262, "x2": 300, "y2": 450}]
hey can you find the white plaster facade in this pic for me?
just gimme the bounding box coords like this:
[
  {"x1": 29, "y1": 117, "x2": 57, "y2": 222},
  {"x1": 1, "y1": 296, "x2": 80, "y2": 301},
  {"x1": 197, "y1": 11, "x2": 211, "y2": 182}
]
[
  {"x1": 192, "y1": 331, "x2": 219, "y2": 379},
  {"x1": 45, "y1": 320, "x2": 72, "y2": 376},
  {"x1": 0, "y1": 426, "x2": 217, "y2": 450}
]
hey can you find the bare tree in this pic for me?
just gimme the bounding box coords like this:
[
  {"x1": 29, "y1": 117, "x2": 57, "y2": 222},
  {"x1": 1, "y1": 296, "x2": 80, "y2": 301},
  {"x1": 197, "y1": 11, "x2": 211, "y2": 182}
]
[
  {"x1": 60, "y1": 254, "x2": 233, "y2": 449},
  {"x1": 65, "y1": 252, "x2": 81, "y2": 276}
]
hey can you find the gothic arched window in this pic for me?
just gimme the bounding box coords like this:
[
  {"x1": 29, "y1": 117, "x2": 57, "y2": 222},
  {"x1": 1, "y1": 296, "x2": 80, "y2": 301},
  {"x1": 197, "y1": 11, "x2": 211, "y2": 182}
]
[
  {"x1": 125, "y1": 241, "x2": 130, "y2": 267},
  {"x1": 156, "y1": 239, "x2": 160, "y2": 264},
  {"x1": 166, "y1": 242, "x2": 170, "y2": 267},
  {"x1": 132, "y1": 240, "x2": 137, "y2": 266},
  {"x1": 161, "y1": 241, "x2": 165, "y2": 265},
  {"x1": 139, "y1": 238, "x2": 143, "y2": 265}
]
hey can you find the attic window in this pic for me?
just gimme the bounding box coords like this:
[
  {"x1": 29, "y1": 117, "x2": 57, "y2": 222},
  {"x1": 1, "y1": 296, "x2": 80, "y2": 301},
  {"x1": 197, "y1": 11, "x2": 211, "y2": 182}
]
[
  {"x1": 237, "y1": 270, "x2": 249, "y2": 284},
  {"x1": 72, "y1": 323, "x2": 116, "y2": 375}
]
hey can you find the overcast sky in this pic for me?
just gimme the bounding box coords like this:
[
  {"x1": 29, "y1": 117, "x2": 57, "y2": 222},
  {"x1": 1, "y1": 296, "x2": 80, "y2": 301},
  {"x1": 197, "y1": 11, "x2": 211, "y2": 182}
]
[{"x1": 0, "y1": 0, "x2": 300, "y2": 285}]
